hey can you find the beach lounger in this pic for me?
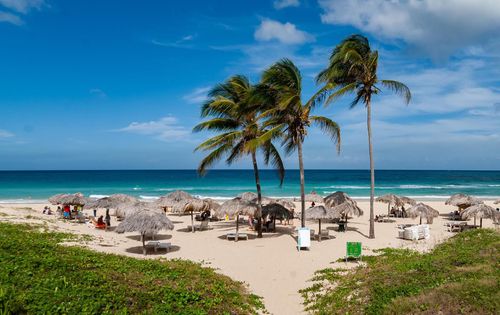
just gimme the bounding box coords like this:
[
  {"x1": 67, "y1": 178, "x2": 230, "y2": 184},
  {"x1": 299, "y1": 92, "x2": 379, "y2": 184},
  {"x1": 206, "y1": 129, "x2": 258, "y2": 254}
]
[
  {"x1": 226, "y1": 232, "x2": 248, "y2": 240},
  {"x1": 188, "y1": 220, "x2": 212, "y2": 231},
  {"x1": 318, "y1": 229, "x2": 330, "y2": 240},
  {"x1": 146, "y1": 241, "x2": 172, "y2": 253}
]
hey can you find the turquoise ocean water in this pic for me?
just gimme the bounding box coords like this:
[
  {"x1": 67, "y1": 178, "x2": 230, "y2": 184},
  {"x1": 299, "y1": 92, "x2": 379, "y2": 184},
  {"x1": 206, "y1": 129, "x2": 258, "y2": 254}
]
[{"x1": 0, "y1": 170, "x2": 498, "y2": 203}]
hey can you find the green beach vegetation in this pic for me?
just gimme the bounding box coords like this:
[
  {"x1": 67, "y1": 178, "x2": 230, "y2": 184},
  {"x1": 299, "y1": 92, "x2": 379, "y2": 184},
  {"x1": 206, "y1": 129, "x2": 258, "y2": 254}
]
[
  {"x1": 301, "y1": 228, "x2": 500, "y2": 314},
  {"x1": 0, "y1": 222, "x2": 264, "y2": 314}
]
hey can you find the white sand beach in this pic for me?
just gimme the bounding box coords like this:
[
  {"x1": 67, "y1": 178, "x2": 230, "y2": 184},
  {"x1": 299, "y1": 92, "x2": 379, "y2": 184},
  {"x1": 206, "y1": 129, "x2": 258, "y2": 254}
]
[{"x1": 0, "y1": 200, "x2": 497, "y2": 315}]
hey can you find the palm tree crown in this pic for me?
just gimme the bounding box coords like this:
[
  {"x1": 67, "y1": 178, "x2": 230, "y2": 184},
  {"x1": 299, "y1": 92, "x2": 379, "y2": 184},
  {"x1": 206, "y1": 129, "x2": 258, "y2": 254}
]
[
  {"x1": 316, "y1": 35, "x2": 411, "y2": 238},
  {"x1": 260, "y1": 59, "x2": 341, "y2": 227},
  {"x1": 193, "y1": 75, "x2": 285, "y2": 237}
]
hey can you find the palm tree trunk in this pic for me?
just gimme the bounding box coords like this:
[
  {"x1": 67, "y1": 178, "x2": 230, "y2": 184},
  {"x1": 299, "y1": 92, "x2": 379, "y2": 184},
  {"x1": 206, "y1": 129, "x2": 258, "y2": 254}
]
[
  {"x1": 251, "y1": 152, "x2": 263, "y2": 238},
  {"x1": 367, "y1": 100, "x2": 375, "y2": 239},
  {"x1": 297, "y1": 140, "x2": 306, "y2": 228}
]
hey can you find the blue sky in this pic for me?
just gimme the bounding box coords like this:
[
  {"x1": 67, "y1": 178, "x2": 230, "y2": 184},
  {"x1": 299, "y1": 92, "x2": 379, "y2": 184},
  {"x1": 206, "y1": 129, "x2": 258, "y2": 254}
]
[{"x1": 0, "y1": 0, "x2": 499, "y2": 170}]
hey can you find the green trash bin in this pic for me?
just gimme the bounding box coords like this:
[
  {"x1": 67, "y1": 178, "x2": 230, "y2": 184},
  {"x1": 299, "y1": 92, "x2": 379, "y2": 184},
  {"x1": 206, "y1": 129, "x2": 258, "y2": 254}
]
[{"x1": 346, "y1": 242, "x2": 362, "y2": 262}]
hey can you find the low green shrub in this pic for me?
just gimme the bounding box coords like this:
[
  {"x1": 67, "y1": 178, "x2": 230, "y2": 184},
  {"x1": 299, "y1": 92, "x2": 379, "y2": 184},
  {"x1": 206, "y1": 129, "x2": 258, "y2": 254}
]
[
  {"x1": 0, "y1": 223, "x2": 264, "y2": 314},
  {"x1": 301, "y1": 229, "x2": 500, "y2": 314}
]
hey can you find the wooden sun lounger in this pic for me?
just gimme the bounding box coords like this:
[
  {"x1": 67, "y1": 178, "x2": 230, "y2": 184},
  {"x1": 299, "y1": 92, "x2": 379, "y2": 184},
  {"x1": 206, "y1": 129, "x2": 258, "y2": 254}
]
[
  {"x1": 226, "y1": 232, "x2": 248, "y2": 240},
  {"x1": 146, "y1": 241, "x2": 172, "y2": 253}
]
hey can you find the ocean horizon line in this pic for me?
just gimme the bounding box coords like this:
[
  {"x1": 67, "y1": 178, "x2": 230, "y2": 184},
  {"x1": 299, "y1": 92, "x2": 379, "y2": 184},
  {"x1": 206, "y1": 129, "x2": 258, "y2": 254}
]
[{"x1": 1, "y1": 168, "x2": 499, "y2": 172}]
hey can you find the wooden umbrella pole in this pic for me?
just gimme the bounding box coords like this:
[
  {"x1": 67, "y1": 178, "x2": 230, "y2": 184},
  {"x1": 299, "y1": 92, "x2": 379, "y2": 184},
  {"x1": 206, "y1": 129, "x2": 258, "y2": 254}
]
[
  {"x1": 236, "y1": 214, "x2": 239, "y2": 242},
  {"x1": 318, "y1": 219, "x2": 322, "y2": 242},
  {"x1": 191, "y1": 211, "x2": 195, "y2": 233}
]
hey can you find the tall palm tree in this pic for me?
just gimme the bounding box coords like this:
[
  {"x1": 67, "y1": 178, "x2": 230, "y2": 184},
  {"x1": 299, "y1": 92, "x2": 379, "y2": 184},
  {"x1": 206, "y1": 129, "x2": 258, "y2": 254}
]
[
  {"x1": 193, "y1": 75, "x2": 284, "y2": 237},
  {"x1": 316, "y1": 35, "x2": 411, "y2": 238},
  {"x1": 259, "y1": 59, "x2": 341, "y2": 228}
]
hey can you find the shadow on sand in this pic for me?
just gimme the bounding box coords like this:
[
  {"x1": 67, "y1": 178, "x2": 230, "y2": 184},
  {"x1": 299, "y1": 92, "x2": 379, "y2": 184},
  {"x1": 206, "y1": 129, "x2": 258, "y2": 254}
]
[
  {"x1": 125, "y1": 245, "x2": 181, "y2": 256},
  {"x1": 126, "y1": 234, "x2": 172, "y2": 241}
]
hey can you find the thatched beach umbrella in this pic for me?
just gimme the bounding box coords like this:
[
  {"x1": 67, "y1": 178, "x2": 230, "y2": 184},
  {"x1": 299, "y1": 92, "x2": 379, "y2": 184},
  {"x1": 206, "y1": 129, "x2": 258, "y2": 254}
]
[
  {"x1": 238, "y1": 191, "x2": 274, "y2": 205},
  {"x1": 324, "y1": 191, "x2": 363, "y2": 222},
  {"x1": 216, "y1": 197, "x2": 258, "y2": 241},
  {"x1": 154, "y1": 190, "x2": 196, "y2": 210},
  {"x1": 406, "y1": 203, "x2": 440, "y2": 224},
  {"x1": 376, "y1": 194, "x2": 403, "y2": 215},
  {"x1": 262, "y1": 203, "x2": 292, "y2": 231},
  {"x1": 462, "y1": 204, "x2": 499, "y2": 228},
  {"x1": 275, "y1": 198, "x2": 295, "y2": 209},
  {"x1": 49, "y1": 193, "x2": 87, "y2": 206},
  {"x1": 494, "y1": 199, "x2": 500, "y2": 205},
  {"x1": 116, "y1": 210, "x2": 174, "y2": 255},
  {"x1": 238, "y1": 192, "x2": 258, "y2": 201},
  {"x1": 85, "y1": 194, "x2": 138, "y2": 210},
  {"x1": 115, "y1": 201, "x2": 158, "y2": 218},
  {"x1": 445, "y1": 194, "x2": 483, "y2": 211},
  {"x1": 400, "y1": 196, "x2": 417, "y2": 206},
  {"x1": 305, "y1": 205, "x2": 340, "y2": 241},
  {"x1": 304, "y1": 193, "x2": 324, "y2": 204},
  {"x1": 182, "y1": 199, "x2": 210, "y2": 232}
]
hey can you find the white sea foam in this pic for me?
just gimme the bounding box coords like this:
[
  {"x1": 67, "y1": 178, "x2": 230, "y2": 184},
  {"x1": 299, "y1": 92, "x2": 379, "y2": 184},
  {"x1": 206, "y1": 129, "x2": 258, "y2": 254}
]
[
  {"x1": 89, "y1": 194, "x2": 109, "y2": 199},
  {"x1": 138, "y1": 195, "x2": 160, "y2": 200},
  {"x1": 0, "y1": 199, "x2": 47, "y2": 204}
]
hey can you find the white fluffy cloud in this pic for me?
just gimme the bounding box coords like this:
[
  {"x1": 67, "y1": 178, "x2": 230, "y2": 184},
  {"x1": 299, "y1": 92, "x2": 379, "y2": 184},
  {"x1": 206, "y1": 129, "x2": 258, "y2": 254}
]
[
  {"x1": 318, "y1": 0, "x2": 500, "y2": 59},
  {"x1": 0, "y1": 0, "x2": 45, "y2": 25},
  {"x1": 183, "y1": 86, "x2": 210, "y2": 104},
  {"x1": 117, "y1": 116, "x2": 190, "y2": 142},
  {"x1": 274, "y1": 0, "x2": 299, "y2": 9},
  {"x1": 0, "y1": 0, "x2": 44, "y2": 13},
  {"x1": 0, "y1": 10, "x2": 21, "y2": 24},
  {"x1": 255, "y1": 19, "x2": 313, "y2": 45},
  {"x1": 0, "y1": 129, "x2": 14, "y2": 138}
]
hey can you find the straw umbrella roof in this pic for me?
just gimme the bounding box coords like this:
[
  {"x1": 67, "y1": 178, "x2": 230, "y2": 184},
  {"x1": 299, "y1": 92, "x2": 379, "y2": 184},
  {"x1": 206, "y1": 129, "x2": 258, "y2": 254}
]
[
  {"x1": 462, "y1": 204, "x2": 499, "y2": 221},
  {"x1": 400, "y1": 196, "x2": 417, "y2": 206},
  {"x1": 304, "y1": 193, "x2": 324, "y2": 203},
  {"x1": 305, "y1": 205, "x2": 341, "y2": 220},
  {"x1": 275, "y1": 198, "x2": 295, "y2": 209},
  {"x1": 182, "y1": 199, "x2": 209, "y2": 213},
  {"x1": 262, "y1": 203, "x2": 292, "y2": 219},
  {"x1": 406, "y1": 203, "x2": 440, "y2": 220},
  {"x1": 494, "y1": 199, "x2": 500, "y2": 205},
  {"x1": 49, "y1": 193, "x2": 87, "y2": 206},
  {"x1": 85, "y1": 194, "x2": 138, "y2": 209},
  {"x1": 215, "y1": 197, "x2": 258, "y2": 219},
  {"x1": 203, "y1": 198, "x2": 221, "y2": 211},
  {"x1": 115, "y1": 201, "x2": 158, "y2": 218},
  {"x1": 376, "y1": 194, "x2": 403, "y2": 206},
  {"x1": 165, "y1": 190, "x2": 196, "y2": 202},
  {"x1": 238, "y1": 192, "x2": 257, "y2": 200},
  {"x1": 445, "y1": 194, "x2": 483, "y2": 207},
  {"x1": 115, "y1": 210, "x2": 174, "y2": 235},
  {"x1": 376, "y1": 194, "x2": 416, "y2": 207},
  {"x1": 324, "y1": 191, "x2": 363, "y2": 217},
  {"x1": 154, "y1": 190, "x2": 196, "y2": 208}
]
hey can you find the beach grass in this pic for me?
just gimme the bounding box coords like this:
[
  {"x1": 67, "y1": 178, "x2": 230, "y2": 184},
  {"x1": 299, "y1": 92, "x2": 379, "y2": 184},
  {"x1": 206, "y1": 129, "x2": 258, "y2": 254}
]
[
  {"x1": 301, "y1": 228, "x2": 500, "y2": 314},
  {"x1": 0, "y1": 222, "x2": 264, "y2": 314}
]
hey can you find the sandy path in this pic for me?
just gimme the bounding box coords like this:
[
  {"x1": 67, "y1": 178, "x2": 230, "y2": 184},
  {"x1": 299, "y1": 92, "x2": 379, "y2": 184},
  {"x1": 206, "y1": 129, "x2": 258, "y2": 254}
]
[{"x1": 0, "y1": 200, "x2": 498, "y2": 315}]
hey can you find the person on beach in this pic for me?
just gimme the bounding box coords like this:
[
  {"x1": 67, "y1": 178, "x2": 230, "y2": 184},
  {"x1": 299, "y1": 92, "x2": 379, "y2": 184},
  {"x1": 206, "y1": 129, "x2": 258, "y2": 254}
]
[
  {"x1": 105, "y1": 209, "x2": 111, "y2": 227},
  {"x1": 311, "y1": 201, "x2": 315, "y2": 208},
  {"x1": 93, "y1": 208, "x2": 97, "y2": 218}
]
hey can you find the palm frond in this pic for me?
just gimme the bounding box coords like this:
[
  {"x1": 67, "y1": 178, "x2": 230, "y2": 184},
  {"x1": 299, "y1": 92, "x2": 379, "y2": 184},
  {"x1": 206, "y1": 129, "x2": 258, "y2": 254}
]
[
  {"x1": 310, "y1": 116, "x2": 341, "y2": 153},
  {"x1": 197, "y1": 143, "x2": 233, "y2": 176},
  {"x1": 262, "y1": 142, "x2": 285, "y2": 186},
  {"x1": 192, "y1": 118, "x2": 240, "y2": 133},
  {"x1": 380, "y1": 80, "x2": 411, "y2": 104}
]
